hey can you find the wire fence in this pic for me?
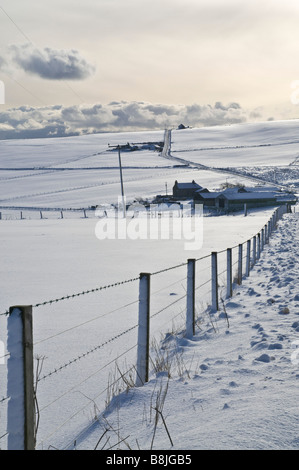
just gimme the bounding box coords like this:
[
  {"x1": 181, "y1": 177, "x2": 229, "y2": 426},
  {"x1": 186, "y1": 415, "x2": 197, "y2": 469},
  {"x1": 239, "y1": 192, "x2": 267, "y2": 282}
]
[
  {"x1": 0, "y1": 204, "x2": 291, "y2": 450},
  {"x1": 0, "y1": 208, "x2": 95, "y2": 221}
]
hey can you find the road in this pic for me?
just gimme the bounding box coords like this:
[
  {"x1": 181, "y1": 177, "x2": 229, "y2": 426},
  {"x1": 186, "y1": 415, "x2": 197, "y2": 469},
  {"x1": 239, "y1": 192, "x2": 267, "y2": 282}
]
[{"x1": 161, "y1": 129, "x2": 294, "y2": 192}]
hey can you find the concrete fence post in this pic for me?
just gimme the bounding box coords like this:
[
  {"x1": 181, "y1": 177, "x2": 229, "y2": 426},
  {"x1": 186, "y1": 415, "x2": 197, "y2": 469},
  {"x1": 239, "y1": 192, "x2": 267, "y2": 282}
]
[
  {"x1": 261, "y1": 228, "x2": 265, "y2": 251},
  {"x1": 226, "y1": 248, "x2": 232, "y2": 299},
  {"x1": 186, "y1": 259, "x2": 196, "y2": 338},
  {"x1": 211, "y1": 252, "x2": 219, "y2": 312},
  {"x1": 238, "y1": 244, "x2": 243, "y2": 285},
  {"x1": 257, "y1": 232, "x2": 261, "y2": 259},
  {"x1": 252, "y1": 236, "x2": 257, "y2": 266},
  {"x1": 246, "y1": 239, "x2": 251, "y2": 277},
  {"x1": 136, "y1": 273, "x2": 151, "y2": 387},
  {"x1": 7, "y1": 306, "x2": 35, "y2": 450}
]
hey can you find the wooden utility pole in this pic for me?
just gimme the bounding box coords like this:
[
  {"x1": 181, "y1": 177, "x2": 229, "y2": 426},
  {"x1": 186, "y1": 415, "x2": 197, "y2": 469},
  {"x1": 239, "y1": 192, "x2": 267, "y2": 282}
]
[{"x1": 117, "y1": 146, "x2": 126, "y2": 218}]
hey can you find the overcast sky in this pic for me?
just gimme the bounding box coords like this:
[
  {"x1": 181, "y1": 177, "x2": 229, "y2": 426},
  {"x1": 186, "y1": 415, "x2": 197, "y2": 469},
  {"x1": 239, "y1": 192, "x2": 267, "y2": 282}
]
[{"x1": 1, "y1": 0, "x2": 299, "y2": 138}]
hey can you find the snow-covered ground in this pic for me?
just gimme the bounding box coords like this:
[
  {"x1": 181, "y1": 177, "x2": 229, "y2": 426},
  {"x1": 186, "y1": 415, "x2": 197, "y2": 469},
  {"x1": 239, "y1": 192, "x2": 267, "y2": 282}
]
[
  {"x1": 68, "y1": 211, "x2": 299, "y2": 450},
  {"x1": 171, "y1": 120, "x2": 299, "y2": 168},
  {"x1": 0, "y1": 120, "x2": 298, "y2": 450}
]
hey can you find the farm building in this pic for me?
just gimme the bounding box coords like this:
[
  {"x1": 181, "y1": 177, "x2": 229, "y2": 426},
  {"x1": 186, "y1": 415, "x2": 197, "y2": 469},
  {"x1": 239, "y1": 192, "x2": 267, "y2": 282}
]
[
  {"x1": 216, "y1": 191, "x2": 278, "y2": 210},
  {"x1": 173, "y1": 180, "x2": 206, "y2": 199},
  {"x1": 194, "y1": 186, "x2": 297, "y2": 211}
]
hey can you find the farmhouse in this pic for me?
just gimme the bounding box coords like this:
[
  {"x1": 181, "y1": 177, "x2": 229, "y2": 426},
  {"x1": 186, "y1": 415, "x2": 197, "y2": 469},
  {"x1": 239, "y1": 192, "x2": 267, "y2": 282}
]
[{"x1": 173, "y1": 180, "x2": 205, "y2": 199}]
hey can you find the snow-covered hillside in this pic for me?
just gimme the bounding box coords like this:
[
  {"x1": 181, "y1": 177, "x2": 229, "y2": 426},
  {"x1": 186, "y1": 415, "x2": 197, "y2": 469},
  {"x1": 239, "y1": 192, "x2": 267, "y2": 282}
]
[
  {"x1": 69, "y1": 211, "x2": 299, "y2": 450},
  {"x1": 0, "y1": 119, "x2": 298, "y2": 450}
]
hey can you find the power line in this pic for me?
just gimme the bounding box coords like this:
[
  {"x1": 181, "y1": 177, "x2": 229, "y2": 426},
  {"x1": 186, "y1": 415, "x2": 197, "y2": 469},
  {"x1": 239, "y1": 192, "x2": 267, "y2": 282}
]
[
  {"x1": 1, "y1": 71, "x2": 48, "y2": 106},
  {"x1": 0, "y1": 5, "x2": 32, "y2": 43},
  {"x1": 0, "y1": 4, "x2": 86, "y2": 104}
]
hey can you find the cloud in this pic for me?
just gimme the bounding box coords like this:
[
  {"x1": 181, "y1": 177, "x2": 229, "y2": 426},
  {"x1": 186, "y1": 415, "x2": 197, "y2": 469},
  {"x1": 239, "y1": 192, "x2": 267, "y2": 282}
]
[
  {"x1": 9, "y1": 44, "x2": 95, "y2": 80},
  {"x1": 0, "y1": 56, "x2": 6, "y2": 70},
  {"x1": 0, "y1": 100, "x2": 249, "y2": 139}
]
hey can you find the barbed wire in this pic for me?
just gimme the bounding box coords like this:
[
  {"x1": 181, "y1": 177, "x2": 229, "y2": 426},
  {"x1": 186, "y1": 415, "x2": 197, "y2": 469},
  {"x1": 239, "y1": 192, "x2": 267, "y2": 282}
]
[
  {"x1": 61, "y1": 363, "x2": 137, "y2": 450},
  {"x1": 0, "y1": 211, "x2": 282, "y2": 319},
  {"x1": 34, "y1": 298, "x2": 139, "y2": 346},
  {"x1": 37, "y1": 323, "x2": 139, "y2": 383},
  {"x1": 0, "y1": 311, "x2": 9, "y2": 317},
  {"x1": 195, "y1": 278, "x2": 211, "y2": 291},
  {"x1": 37, "y1": 353, "x2": 137, "y2": 448},
  {"x1": 195, "y1": 253, "x2": 212, "y2": 262},
  {"x1": 39, "y1": 344, "x2": 137, "y2": 415},
  {"x1": 151, "y1": 261, "x2": 188, "y2": 276},
  {"x1": 151, "y1": 292, "x2": 187, "y2": 320},
  {"x1": 0, "y1": 352, "x2": 10, "y2": 361},
  {"x1": 33, "y1": 276, "x2": 139, "y2": 309},
  {"x1": 0, "y1": 396, "x2": 9, "y2": 404}
]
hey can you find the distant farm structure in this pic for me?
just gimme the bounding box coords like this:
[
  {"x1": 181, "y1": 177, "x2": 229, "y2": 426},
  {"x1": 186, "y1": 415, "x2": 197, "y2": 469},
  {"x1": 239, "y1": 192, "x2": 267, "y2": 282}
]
[{"x1": 162, "y1": 180, "x2": 297, "y2": 213}]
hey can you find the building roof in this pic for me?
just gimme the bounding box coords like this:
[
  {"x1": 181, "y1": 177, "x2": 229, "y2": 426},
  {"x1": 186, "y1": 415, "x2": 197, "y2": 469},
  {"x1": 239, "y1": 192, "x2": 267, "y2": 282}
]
[
  {"x1": 174, "y1": 180, "x2": 202, "y2": 189},
  {"x1": 218, "y1": 192, "x2": 278, "y2": 201},
  {"x1": 195, "y1": 191, "x2": 220, "y2": 198},
  {"x1": 245, "y1": 186, "x2": 281, "y2": 192}
]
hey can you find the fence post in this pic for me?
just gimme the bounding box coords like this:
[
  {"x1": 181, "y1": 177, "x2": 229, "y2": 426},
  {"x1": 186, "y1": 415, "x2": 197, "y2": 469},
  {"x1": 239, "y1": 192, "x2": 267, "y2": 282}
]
[
  {"x1": 246, "y1": 239, "x2": 251, "y2": 277},
  {"x1": 261, "y1": 228, "x2": 264, "y2": 251},
  {"x1": 237, "y1": 244, "x2": 243, "y2": 285},
  {"x1": 257, "y1": 232, "x2": 261, "y2": 259},
  {"x1": 252, "y1": 236, "x2": 257, "y2": 266},
  {"x1": 226, "y1": 248, "x2": 232, "y2": 299},
  {"x1": 211, "y1": 252, "x2": 218, "y2": 312},
  {"x1": 136, "y1": 273, "x2": 151, "y2": 387},
  {"x1": 186, "y1": 259, "x2": 196, "y2": 338},
  {"x1": 268, "y1": 220, "x2": 271, "y2": 239},
  {"x1": 7, "y1": 306, "x2": 35, "y2": 450}
]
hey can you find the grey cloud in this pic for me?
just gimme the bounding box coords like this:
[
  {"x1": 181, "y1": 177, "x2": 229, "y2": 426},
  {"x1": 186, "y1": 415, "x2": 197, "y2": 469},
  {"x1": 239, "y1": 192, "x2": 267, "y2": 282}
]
[
  {"x1": 9, "y1": 44, "x2": 95, "y2": 80},
  {"x1": 0, "y1": 100, "x2": 248, "y2": 140},
  {"x1": 0, "y1": 56, "x2": 6, "y2": 69}
]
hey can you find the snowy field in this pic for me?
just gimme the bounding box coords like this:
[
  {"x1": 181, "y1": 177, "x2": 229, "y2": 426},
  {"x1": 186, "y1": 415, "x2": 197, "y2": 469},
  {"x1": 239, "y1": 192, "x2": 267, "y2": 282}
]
[
  {"x1": 0, "y1": 120, "x2": 298, "y2": 450},
  {"x1": 69, "y1": 212, "x2": 299, "y2": 450},
  {"x1": 171, "y1": 120, "x2": 299, "y2": 168}
]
